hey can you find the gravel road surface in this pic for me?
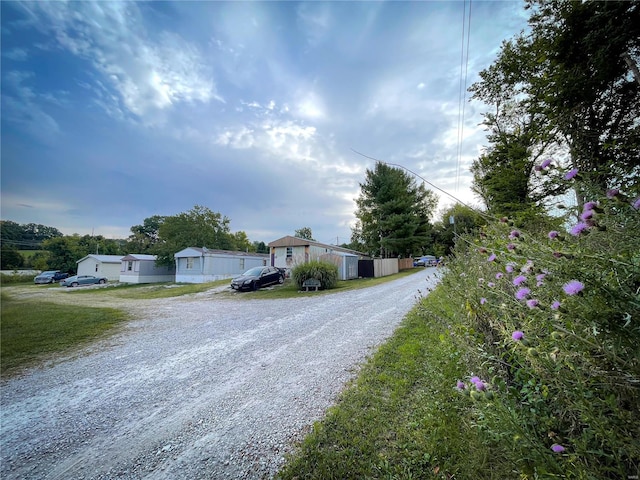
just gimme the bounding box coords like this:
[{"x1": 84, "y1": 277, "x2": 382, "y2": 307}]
[{"x1": 1, "y1": 269, "x2": 440, "y2": 479}]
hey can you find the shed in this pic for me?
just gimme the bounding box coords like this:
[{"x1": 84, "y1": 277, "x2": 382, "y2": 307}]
[
  {"x1": 76, "y1": 254, "x2": 123, "y2": 281},
  {"x1": 268, "y1": 236, "x2": 365, "y2": 280},
  {"x1": 119, "y1": 254, "x2": 175, "y2": 284},
  {"x1": 174, "y1": 247, "x2": 269, "y2": 283}
]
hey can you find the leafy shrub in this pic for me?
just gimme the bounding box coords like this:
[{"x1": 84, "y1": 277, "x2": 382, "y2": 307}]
[
  {"x1": 291, "y1": 261, "x2": 339, "y2": 290},
  {"x1": 434, "y1": 163, "x2": 640, "y2": 477}
]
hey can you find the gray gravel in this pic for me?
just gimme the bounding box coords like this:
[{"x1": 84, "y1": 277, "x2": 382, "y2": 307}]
[{"x1": 1, "y1": 268, "x2": 440, "y2": 479}]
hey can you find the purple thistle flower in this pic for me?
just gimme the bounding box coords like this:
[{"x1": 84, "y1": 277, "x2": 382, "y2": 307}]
[
  {"x1": 507, "y1": 243, "x2": 516, "y2": 251},
  {"x1": 580, "y1": 209, "x2": 594, "y2": 221},
  {"x1": 606, "y1": 189, "x2": 619, "y2": 199},
  {"x1": 515, "y1": 288, "x2": 530, "y2": 300},
  {"x1": 508, "y1": 230, "x2": 520, "y2": 239},
  {"x1": 526, "y1": 299, "x2": 539, "y2": 309},
  {"x1": 534, "y1": 165, "x2": 542, "y2": 172},
  {"x1": 475, "y1": 381, "x2": 486, "y2": 391},
  {"x1": 633, "y1": 197, "x2": 640, "y2": 210},
  {"x1": 541, "y1": 158, "x2": 552, "y2": 169},
  {"x1": 551, "y1": 444, "x2": 565, "y2": 453},
  {"x1": 551, "y1": 301, "x2": 561, "y2": 310},
  {"x1": 564, "y1": 168, "x2": 578, "y2": 180},
  {"x1": 480, "y1": 297, "x2": 487, "y2": 305},
  {"x1": 456, "y1": 381, "x2": 466, "y2": 390},
  {"x1": 487, "y1": 253, "x2": 496, "y2": 262},
  {"x1": 563, "y1": 280, "x2": 584, "y2": 296},
  {"x1": 548, "y1": 230, "x2": 559, "y2": 239},
  {"x1": 513, "y1": 275, "x2": 527, "y2": 286},
  {"x1": 506, "y1": 264, "x2": 515, "y2": 273},
  {"x1": 570, "y1": 222, "x2": 590, "y2": 236},
  {"x1": 512, "y1": 331, "x2": 524, "y2": 341},
  {"x1": 470, "y1": 376, "x2": 480, "y2": 384},
  {"x1": 495, "y1": 273, "x2": 504, "y2": 280},
  {"x1": 487, "y1": 282, "x2": 495, "y2": 288},
  {"x1": 583, "y1": 201, "x2": 598, "y2": 211}
]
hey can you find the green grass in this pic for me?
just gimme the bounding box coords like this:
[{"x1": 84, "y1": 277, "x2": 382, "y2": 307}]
[
  {"x1": 0, "y1": 292, "x2": 128, "y2": 376},
  {"x1": 277, "y1": 284, "x2": 507, "y2": 479}
]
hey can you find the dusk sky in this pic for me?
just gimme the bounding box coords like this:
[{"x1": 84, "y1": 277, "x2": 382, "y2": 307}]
[{"x1": 1, "y1": 1, "x2": 528, "y2": 246}]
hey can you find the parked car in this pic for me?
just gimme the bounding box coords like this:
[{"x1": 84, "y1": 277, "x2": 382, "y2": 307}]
[
  {"x1": 34, "y1": 271, "x2": 70, "y2": 284},
  {"x1": 60, "y1": 275, "x2": 108, "y2": 288},
  {"x1": 230, "y1": 266, "x2": 285, "y2": 291},
  {"x1": 413, "y1": 255, "x2": 438, "y2": 267}
]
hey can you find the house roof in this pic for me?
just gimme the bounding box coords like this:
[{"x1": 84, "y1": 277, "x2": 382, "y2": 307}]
[
  {"x1": 174, "y1": 247, "x2": 269, "y2": 258},
  {"x1": 268, "y1": 236, "x2": 366, "y2": 256},
  {"x1": 76, "y1": 254, "x2": 123, "y2": 264},
  {"x1": 121, "y1": 254, "x2": 157, "y2": 261}
]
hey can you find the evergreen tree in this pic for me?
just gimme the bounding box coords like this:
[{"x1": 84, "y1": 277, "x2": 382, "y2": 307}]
[{"x1": 353, "y1": 162, "x2": 437, "y2": 258}]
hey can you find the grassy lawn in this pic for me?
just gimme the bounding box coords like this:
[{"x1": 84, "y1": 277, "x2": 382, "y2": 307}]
[
  {"x1": 277, "y1": 284, "x2": 503, "y2": 480},
  {"x1": 1, "y1": 292, "x2": 128, "y2": 376}
]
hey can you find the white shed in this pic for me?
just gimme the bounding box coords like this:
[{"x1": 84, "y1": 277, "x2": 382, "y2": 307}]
[
  {"x1": 174, "y1": 247, "x2": 269, "y2": 283},
  {"x1": 76, "y1": 254, "x2": 123, "y2": 281},
  {"x1": 119, "y1": 254, "x2": 175, "y2": 284}
]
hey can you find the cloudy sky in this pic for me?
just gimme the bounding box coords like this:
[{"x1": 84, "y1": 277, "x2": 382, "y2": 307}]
[{"x1": 1, "y1": 1, "x2": 528, "y2": 246}]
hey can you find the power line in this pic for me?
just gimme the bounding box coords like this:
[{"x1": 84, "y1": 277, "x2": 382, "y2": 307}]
[
  {"x1": 350, "y1": 148, "x2": 498, "y2": 222},
  {"x1": 456, "y1": 0, "x2": 472, "y2": 193}
]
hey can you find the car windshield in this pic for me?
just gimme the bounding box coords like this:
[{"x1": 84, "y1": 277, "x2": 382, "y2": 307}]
[
  {"x1": 243, "y1": 267, "x2": 263, "y2": 276},
  {"x1": 41, "y1": 271, "x2": 56, "y2": 276}
]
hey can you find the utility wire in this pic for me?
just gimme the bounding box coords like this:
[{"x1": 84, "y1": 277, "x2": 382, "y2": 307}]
[
  {"x1": 456, "y1": 0, "x2": 472, "y2": 193},
  {"x1": 350, "y1": 148, "x2": 498, "y2": 222}
]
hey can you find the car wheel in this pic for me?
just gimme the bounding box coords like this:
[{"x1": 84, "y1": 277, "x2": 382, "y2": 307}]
[
  {"x1": 98, "y1": 279, "x2": 106, "y2": 284},
  {"x1": 252, "y1": 281, "x2": 258, "y2": 291},
  {"x1": 71, "y1": 282, "x2": 79, "y2": 287}
]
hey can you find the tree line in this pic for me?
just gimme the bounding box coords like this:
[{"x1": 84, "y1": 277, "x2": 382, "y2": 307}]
[{"x1": 0, "y1": 206, "x2": 269, "y2": 272}]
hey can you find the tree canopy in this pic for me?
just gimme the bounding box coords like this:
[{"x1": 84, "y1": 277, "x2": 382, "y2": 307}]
[
  {"x1": 294, "y1": 227, "x2": 315, "y2": 241},
  {"x1": 470, "y1": 0, "x2": 640, "y2": 213},
  {"x1": 352, "y1": 162, "x2": 437, "y2": 258},
  {"x1": 153, "y1": 205, "x2": 235, "y2": 266}
]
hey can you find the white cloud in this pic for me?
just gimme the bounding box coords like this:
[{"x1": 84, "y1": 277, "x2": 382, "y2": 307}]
[
  {"x1": 22, "y1": 1, "x2": 220, "y2": 121},
  {"x1": 3, "y1": 48, "x2": 28, "y2": 61},
  {"x1": 2, "y1": 71, "x2": 60, "y2": 140}
]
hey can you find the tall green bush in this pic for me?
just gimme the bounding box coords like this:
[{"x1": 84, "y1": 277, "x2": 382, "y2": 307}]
[
  {"x1": 291, "y1": 261, "x2": 339, "y2": 290},
  {"x1": 433, "y1": 162, "x2": 640, "y2": 477}
]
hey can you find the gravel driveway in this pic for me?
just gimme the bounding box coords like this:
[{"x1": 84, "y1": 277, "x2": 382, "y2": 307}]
[{"x1": 1, "y1": 269, "x2": 440, "y2": 479}]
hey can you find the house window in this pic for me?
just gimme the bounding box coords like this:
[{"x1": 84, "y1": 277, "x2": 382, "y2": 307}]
[
  {"x1": 127, "y1": 261, "x2": 133, "y2": 271},
  {"x1": 95, "y1": 264, "x2": 99, "y2": 272},
  {"x1": 240, "y1": 258, "x2": 245, "y2": 270},
  {"x1": 186, "y1": 257, "x2": 194, "y2": 269},
  {"x1": 286, "y1": 247, "x2": 293, "y2": 258}
]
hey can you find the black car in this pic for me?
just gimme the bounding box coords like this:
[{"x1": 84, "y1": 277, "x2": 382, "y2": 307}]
[
  {"x1": 34, "y1": 270, "x2": 70, "y2": 284},
  {"x1": 230, "y1": 266, "x2": 285, "y2": 291}
]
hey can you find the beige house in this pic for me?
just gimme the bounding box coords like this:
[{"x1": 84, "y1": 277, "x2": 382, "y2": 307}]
[{"x1": 268, "y1": 236, "x2": 366, "y2": 280}]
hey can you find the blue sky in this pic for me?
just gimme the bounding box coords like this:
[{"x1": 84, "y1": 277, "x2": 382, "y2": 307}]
[{"x1": 1, "y1": 1, "x2": 528, "y2": 246}]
